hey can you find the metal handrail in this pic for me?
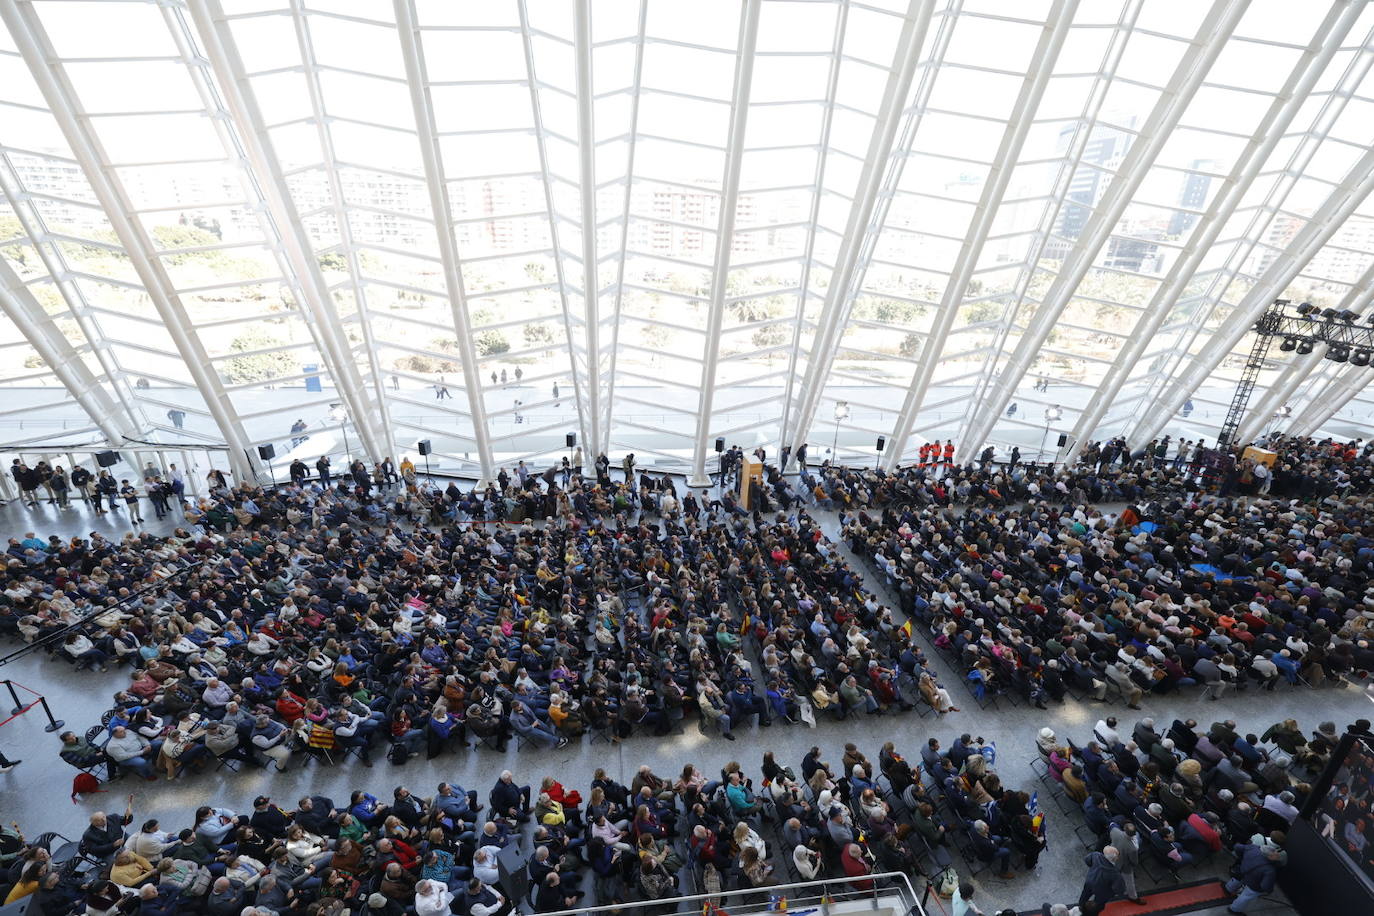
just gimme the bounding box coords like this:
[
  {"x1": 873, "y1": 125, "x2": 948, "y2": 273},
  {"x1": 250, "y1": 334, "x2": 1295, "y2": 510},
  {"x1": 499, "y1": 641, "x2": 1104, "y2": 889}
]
[
  {"x1": 0, "y1": 556, "x2": 208, "y2": 670},
  {"x1": 528, "y1": 870, "x2": 925, "y2": 916}
]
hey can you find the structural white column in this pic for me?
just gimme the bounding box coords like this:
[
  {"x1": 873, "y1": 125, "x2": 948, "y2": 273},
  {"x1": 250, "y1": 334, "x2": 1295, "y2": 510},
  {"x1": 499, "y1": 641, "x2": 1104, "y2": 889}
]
[
  {"x1": 1245, "y1": 257, "x2": 1374, "y2": 441},
  {"x1": 0, "y1": 258, "x2": 139, "y2": 447},
  {"x1": 776, "y1": 0, "x2": 849, "y2": 456},
  {"x1": 515, "y1": 0, "x2": 583, "y2": 457},
  {"x1": 688, "y1": 0, "x2": 762, "y2": 488},
  {"x1": 1135, "y1": 143, "x2": 1374, "y2": 446},
  {"x1": 571, "y1": 0, "x2": 608, "y2": 455},
  {"x1": 188, "y1": 0, "x2": 389, "y2": 463},
  {"x1": 1234, "y1": 346, "x2": 1324, "y2": 444},
  {"x1": 785, "y1": 0, "x2": 935, "y2": 457},
  {"x1": 1065, "y1": 0, "x2": 1362, "y2": 461},
  {"x1": 1, "y1": 0, "x2": 256, "y2": 482},
  {"x1": 884, "y1": 0, "x2": 1078, "y2": 470},
  {"x1": 1291, "y1": 362, "x2": 1374, "y2": 437},
  {"x1": 0, "y1": 157, "x2": 147, "y2": 438},
  {"x1": 959, "y1": 0, "x2": 1245, "y2": 457},
  {"x1": 286, "y1": 0, "x2": 397, "y2": 460},
  {"x1": 392, "y1": 0, "x2": 494, "y2": 482}
]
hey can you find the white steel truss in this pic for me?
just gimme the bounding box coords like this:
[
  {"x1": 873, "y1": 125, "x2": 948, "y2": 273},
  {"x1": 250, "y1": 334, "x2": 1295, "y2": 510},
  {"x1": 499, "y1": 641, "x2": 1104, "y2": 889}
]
[
  {"x1": 1064, "y1": 0, "x2": 1364, "y2": 461},
  {"x1": 884, "y1": 0, "x2": 1078, "y2": 470},
  {"x1": 688, "y1": 0, "x2": 761, "y2": 487},
  {"x1": 187, "y1": 0, "x2": 390, "y2": 463},
  {"x1": 959, "y1": 0, "x2": 1245, "y2": 456},
  {"x1": 785, "y1": 0, "x2": 936, "y2": 458},
  {"x1": 1, "y1": 0, "x2": 257, "y2": 481},
  {"x1": 1, "y1": 0, "x2": 1373, "y2": 474},
  {"x1": 0, "y1": 256, "x2": 140, "y2": 446},
  {"x1": 392, "y1": 0, "x2": 494, "y2": 482},
  {"x1": 1135, "y1": 140, "x2": 1374, "y2": 446}
]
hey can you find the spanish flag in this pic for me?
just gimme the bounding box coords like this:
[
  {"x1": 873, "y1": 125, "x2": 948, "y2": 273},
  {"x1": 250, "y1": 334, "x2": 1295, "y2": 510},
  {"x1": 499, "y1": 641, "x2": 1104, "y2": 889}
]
[{"x1": 901, "y1": 619, "x2": 914, "y2": 640}]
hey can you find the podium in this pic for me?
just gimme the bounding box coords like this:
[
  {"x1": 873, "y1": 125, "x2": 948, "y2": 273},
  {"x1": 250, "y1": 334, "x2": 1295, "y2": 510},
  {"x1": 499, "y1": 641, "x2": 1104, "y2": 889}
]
[
  {"x1": 1242, "y1": 446, "x2": 1277, "y2": 468},
  {"x1": 739, "y1": 456, "x2": 763, "y2": 509}
]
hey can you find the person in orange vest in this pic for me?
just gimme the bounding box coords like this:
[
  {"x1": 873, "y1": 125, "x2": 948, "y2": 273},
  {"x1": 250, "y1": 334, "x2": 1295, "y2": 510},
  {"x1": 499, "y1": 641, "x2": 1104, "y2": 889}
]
[
  {"x1": 942, "y1": 440, "x2": 955, "y2": 468},
  {"x1": 918, "y1": 442, "x2": 930, "y2": 468}
]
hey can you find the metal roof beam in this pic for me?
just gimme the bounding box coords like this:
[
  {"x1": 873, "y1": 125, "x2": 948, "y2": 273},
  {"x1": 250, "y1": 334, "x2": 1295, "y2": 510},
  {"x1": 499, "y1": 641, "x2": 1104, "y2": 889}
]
[
  {"x1": 1065, "y1": 0, "x2": 1363, "y2": 460},
  {"x1": 958, "y1": 0, "x2": 1247, "y2": 457},
  {"x1": 392, "y1": 0, "x2": 494, "y2": 482},
  {"x1": 687, "y1": 0, "x2": 762, "y2": 487},
  {"x1": 0, "y1": 0, "x2": 256, "y2": 481},
  {"x1": 883, "y1": 0, "x2": 1078, "y2": 471}
]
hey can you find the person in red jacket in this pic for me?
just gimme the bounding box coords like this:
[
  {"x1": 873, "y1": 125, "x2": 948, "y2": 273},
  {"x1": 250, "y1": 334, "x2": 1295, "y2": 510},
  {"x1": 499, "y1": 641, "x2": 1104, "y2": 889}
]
[{"x1": 841, "y1": 842, "x2": 873, "y2": 891}]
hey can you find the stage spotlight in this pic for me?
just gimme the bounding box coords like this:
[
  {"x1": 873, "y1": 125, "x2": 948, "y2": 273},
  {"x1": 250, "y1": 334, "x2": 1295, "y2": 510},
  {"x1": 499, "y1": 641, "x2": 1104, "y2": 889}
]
[
  {"x1": 1352, "y1": 349, "x2": 1371, "y2": 367},
  {"x1": 1297, "y1": 302, "x2": 1316, "y2": 315},
  {"x1": 1296, "y1": 340, "x2": 1315, "y2": 355},
  {"x1": 1340, "y1": 309, "x2": 1359, "y2": 322},
  {"x1": 1321, "y1": 307, "x2": 1338, "y2": 319},
  {"x1": 1327, "y1": 346, "x2": 1350, "y2": 363},
  {"x1": 1279, "y1": 337, "x2": 1297, "y2": 352}
]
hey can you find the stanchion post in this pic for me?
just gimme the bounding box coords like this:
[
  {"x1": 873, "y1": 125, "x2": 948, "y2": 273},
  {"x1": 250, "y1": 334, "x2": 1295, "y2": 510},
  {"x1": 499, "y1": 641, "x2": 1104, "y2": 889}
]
[
  {"x1": 4, "y1": 680, "x2": 21, "y2": 717},
  {"x1": 38, "y1": 696, "x2": 63, "y2": 732}
]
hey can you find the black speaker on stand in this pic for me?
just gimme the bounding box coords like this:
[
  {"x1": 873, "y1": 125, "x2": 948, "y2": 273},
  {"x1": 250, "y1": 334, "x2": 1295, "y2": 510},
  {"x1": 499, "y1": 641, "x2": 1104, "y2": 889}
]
[
  {"x1": 417, "y1": 439, "x2": 432, "y2": 479},
  {"x1": 257, "y1": 444, "x2": 276, "y2": 487},
  {"x1": 96, "y1": 450, "x2": 119, "y2": 468},
  {"x1": 875, "y1": 435, "x2": 885, "y2": 469}
]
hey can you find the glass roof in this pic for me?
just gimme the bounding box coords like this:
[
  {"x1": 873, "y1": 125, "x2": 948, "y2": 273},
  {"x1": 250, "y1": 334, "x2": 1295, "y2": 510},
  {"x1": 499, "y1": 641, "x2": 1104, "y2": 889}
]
[{"x1": 2, "y1": 0, "x2": 1374, "y2": 484}]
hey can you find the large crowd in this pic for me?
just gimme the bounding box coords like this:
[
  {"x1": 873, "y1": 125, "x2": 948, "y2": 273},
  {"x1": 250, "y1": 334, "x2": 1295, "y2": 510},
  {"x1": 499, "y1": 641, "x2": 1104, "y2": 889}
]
[
  {"x1": 1, "y1": 714, "x2": 1362, "y2": 916},
  {"x1": 3, "y1": 431, "x2": 1374, "y2": 915}
]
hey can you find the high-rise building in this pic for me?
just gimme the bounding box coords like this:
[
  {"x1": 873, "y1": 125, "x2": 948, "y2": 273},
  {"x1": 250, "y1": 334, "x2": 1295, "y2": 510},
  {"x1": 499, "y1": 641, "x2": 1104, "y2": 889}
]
[{"x1": 1168, "y1": 159, "x2": 1221, "y2": 237}]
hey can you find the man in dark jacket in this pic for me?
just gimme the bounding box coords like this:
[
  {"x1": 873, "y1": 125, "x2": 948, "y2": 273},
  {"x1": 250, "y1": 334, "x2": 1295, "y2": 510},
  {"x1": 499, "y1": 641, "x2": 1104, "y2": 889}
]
[
  {"x1": 136, "y1": 881, "x2": 181, "y2": 916},
  {"x1": 82, "y1": 800, "x2": 134, "y2": 860},
  {"x1": 490, "y1": 770, "x2": 531, "y2": 822},
  {"x1": 1077, "y1": 847, "x2": 1125, "y2": 911},
  {"x1": 1224, "y1": 843, "x2": 1280, "y2": 913}
]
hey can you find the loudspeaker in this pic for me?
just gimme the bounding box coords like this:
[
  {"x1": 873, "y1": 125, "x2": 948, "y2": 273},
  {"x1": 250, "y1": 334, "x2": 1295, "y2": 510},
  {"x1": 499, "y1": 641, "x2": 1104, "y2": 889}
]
[
  {"x1": 876, "y1": 436, "x2": 886, "y2": 453},
  {"x1": 96, "y1": 450, "x2": 118, "y2": 468},
  {"x1": 566, "y1": 433, "x2": 576, "y2": 448},
  {"x1": 417, "y1": 439, "x2": 432, "y2": 456},
  {"x1": 715, "y1": 437, "x2": 725, "y2": 453},
  {"x1": 495, "y1": 843, "x2": 528, "y2": 907},
  {"x1": 1057, "y1": 434, "x2": 1068, "y2": 447},
  {"x1": 257, "y1": 444, "x2": 276, "y2": 461}
]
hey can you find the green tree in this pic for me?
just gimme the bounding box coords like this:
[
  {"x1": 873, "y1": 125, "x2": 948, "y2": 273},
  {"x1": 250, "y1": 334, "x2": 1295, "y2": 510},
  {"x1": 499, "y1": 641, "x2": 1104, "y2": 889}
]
[
  {"x1": 751, "y1": 323, "x2": 787, "y2": 363},
  {"x1": 474, "y1": 330, "x2": 510, "y2": 357},
  {"x1": 223, "y1": 329, "x2": 298, "y2": 384},
  {"x1": 899, "y1": 333, "x2": 922, "y2": 358},
  {"x1": 522, "y1": 322, "x2": 554, "y2": 351}
]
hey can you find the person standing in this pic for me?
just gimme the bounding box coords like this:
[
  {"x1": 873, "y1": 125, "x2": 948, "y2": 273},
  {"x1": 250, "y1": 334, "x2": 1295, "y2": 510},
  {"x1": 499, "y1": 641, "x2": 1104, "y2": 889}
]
[
  {"x1": 289, "y1": 459, "x2": 307, "y2": 487},
  {"x1": 167, "y1": 408, "x2": 186, "y2": 429},
  {"x1": 434, "y1": 377, "x2": 451, "y2": 400},
  {"x1": 514, "y1": 366, "x2": 523, "y2": 384},
  {"x1": 148, "y1": 478, "x2": 170, "y2": 521},
  {"x1": 316, "y1": 456, "x2": 331, "y2": 487},
  {"x1": 71, "y1": 464, "x2": 93, "y2": 506},
  {"x1": 796, "y1": 442, "x2": 808, "y2": 470},
  {"x1": 290, "y1": 419, "x2": 307, "y2": 447},
  {"x1": 35, "y1": 461, "x2": 55, "y2": 504},
  {"x1": 167, "y1": 464, "x2": 185, "y2": 501},
  {"x1": 95, "y1": 470, "x2": 117, "y2": 515},
  {"x1": 120, "y1": 479, "x2": 144, "y2": 524},
  {"x1": 1109, "y1": 822, "x2": 1144, "y2": 904},
  {"x1": 1077, "y1": 846, "x2": 1124, "y2": 912},
  {"x1": 1224, "y1": 843, "x2": 1280, "y2": 913},
  {"x1": 51, "y1": 465, "x2": 70, "y2": 509},
  {"x1": 500, "y1": 369, "x2": 507, "y2": 385},
  {"x1": 622, "y1": 453, "x2": 635, "y2": 483},
  {"x1": 552, "y1": 381, "x2": 560, "y2": 406}
]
